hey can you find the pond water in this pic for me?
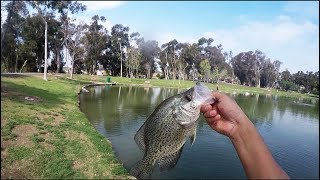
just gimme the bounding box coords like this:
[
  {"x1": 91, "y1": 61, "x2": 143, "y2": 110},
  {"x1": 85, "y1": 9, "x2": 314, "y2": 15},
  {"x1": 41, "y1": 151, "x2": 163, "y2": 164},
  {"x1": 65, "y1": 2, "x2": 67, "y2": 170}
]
[{"x1": 79, "y1": 85, "x2": 319, "y2": 179}]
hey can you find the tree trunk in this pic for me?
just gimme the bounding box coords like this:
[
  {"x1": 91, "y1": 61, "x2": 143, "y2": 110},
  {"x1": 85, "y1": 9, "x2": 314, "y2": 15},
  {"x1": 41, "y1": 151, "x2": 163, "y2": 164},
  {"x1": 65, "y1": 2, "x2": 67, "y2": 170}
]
[
  {"x1": 165, "y1": 67, "x2": 169, "y2": 80},
  {"x1": 165, "y1": 52, "x2": 169, "y2": 80},
  {"x1": 126, "y1": 66, "x2": 129, "y2": 78},
  {"x1": 70, "y1": 53, "x2": 75, "y2": 79},
  {"x1": 172, "y1": 70, "x2": 176, "y2": 80},
  {"x1": 20, "y1": 60, "x2": 27, "y2": 73},
  {"x1": 15, "y1": 50, "x2": 18, "y2": 73},
  {"x1": 56, "y1": 47, "x2": 60, "y2": 73}
]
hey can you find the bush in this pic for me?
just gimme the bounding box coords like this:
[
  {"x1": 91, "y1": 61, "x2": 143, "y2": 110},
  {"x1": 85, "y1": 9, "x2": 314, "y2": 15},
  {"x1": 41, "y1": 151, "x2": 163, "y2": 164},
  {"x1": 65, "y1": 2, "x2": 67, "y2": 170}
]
[
  {"x1": 159, "y1": 75, "x2": 165, "y2": 79},
  {"x1": 279, "y1": 80, "x2": 297, "y2": 91}
]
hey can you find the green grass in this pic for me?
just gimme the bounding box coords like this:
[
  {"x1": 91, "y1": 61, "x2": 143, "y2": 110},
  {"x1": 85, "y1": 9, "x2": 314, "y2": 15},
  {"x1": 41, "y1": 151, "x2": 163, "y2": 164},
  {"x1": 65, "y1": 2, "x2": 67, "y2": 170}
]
[
  {"x1": 7, "y1": 146, "x2": 33, "y2": 163},
  {"x1": 1, "y1": 74, "x2": 132, "y2": 179}
]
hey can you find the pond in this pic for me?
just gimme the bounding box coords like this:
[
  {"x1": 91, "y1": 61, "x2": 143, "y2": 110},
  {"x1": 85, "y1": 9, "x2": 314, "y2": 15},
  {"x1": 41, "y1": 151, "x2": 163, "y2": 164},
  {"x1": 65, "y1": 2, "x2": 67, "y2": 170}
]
[{"x1": 79, "y1": 85, "x2": 319, "y2": 179}]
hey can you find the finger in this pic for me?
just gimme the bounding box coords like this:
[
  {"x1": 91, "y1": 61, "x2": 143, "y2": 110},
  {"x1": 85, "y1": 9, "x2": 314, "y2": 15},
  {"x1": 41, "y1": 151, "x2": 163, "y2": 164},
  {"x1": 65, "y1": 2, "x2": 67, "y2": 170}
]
[
  {"x1": 206, "y1": 118, "x2": 219, "y2": 131},
  {"x1": 204, "y1": 110, "x2": 217, "y2": 118},
  {"x1": 211, "y1": 105, "x2": 218, "y2": 111},
  {"x1": 212, "y1": 114, "x2": 221, "y2": 121},
  {"x1": 205, "y1": 117, "x2": 217, "y2": 126},
  {"x1": 200, "y1": 104, "x2": 212, "y2": 113},
  {"x1": 212, "y1": 91, "x2": 226, "y2": 102}
]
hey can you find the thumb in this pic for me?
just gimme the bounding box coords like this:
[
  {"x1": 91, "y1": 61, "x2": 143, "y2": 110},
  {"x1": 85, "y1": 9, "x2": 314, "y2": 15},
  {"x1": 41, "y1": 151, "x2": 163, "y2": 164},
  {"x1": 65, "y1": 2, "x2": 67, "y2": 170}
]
[{"x1": 212, "y1": 91, "x2": 225, "y2": 101}]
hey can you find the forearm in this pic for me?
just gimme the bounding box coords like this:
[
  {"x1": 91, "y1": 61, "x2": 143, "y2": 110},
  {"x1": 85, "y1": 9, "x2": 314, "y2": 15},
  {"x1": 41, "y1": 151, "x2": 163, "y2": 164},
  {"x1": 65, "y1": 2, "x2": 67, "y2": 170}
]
[{"x1": 230, "y1": 118, "x2": 289, "y2": 179}]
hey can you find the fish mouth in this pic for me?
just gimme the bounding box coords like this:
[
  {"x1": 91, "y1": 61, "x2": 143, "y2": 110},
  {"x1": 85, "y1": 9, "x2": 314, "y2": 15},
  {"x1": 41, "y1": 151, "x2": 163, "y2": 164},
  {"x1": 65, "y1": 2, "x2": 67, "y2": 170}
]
[{"x1": 193, "y1": 82, "x2": 215, "y2": 105}]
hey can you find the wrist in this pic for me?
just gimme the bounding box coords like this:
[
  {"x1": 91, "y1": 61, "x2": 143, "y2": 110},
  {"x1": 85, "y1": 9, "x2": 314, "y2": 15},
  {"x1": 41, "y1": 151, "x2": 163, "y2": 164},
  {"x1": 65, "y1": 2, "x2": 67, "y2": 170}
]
[{"x1": 229, "y1": 115, "x2": 255, "y2": 142}]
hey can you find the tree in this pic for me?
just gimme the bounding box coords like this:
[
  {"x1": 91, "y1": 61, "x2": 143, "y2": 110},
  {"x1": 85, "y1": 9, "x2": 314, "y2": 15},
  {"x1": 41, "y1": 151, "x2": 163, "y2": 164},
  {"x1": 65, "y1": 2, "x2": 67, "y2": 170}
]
[
  {"x1": 260, "y1": 59, "x2": 282, "y2": 88},
  {"x1": 211, "y1": 66, "x2": 228, "y2": 83},
  {"x1": 253, "y1": 50, "x2": 266, "y2": 88},
  {"x1": 231, "y1": 51, "x2": 256, "y2": 86},
  {"x1": 159, "y1": 45, "x2": 170, "y2": 80},
  {"x1": 20, "y1": 15, "x2": 47, "y2": 72},
  {"x1": 231, "y1": 50, "x2": 281, "y2": 87},
  {"x1": 127, "y1": 47, "x2": 141, "y2": 78},
  {"x1": 281, "y1": 69, "x2": 292, "y2": 81},
  {"x1": 127, "y1": 32, "x2": 142, "y2": 78},
  {"x1": 48, "y1": 15, "x2": 64, "y2": 73},
  {"x1": 1, "y1": 1, "x2": 28, "y2": 72},
  {"x1": 199, "y1": 59, "x2": 211, "y2": 83},
  {"x1": 138, "y1": 39, "x2": 160, "y2": 79},
  {"x1": 1, "y1": 1, "x2": 28, "y2": 51},
  {"x1": 224, "y1": 51, "x2": 235, "y2": 83},
  {"x1": 161, "y1": 39, "x2": 179, "y2": 79},
  {"x1": 28, "y1": 0, "x2": 86, "y2": 80},
  {"x1": 67, "y1": 21, "x2": 87, "y2": 79},
  {"x1": 279, "y1": 80, "x2": 297, "y2": 91},
  {"x1": 82, "y1": 15, "x2": 108, "y2": 75},
  {"x1": 109, "y1": 24, "x2": 130, "y2": 77},
  {"x1": 178, "y1": 43, "x2": 198, "y2": 81}
]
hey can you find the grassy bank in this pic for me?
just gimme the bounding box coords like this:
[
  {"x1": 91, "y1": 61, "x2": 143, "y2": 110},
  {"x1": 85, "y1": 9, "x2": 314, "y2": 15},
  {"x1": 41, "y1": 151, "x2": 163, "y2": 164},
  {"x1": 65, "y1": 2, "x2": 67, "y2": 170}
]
[
  {"x1": 94, "y1": 75, "x2": 317, "y2": 100},
  {"x1": 1, "y1": 74, "x2": 133, "y2": 179}
]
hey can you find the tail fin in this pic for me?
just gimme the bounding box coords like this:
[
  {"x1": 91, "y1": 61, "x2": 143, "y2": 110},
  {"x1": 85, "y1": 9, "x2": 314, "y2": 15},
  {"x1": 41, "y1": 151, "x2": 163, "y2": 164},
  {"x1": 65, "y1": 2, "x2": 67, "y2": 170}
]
[{"x1": 130, "y1": 159, "x2": 153, "y2": 179}]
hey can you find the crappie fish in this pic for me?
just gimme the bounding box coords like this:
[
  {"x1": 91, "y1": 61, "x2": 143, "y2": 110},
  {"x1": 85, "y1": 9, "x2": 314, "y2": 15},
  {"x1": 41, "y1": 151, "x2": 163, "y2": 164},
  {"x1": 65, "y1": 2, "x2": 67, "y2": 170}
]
[{"x1": 130, "y1": 82, "x2": 215, "y2": 179}]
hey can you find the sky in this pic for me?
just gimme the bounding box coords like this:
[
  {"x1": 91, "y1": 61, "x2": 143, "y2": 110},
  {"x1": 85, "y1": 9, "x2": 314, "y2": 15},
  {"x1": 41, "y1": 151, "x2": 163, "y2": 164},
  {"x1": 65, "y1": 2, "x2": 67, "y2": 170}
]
[
  {"x1": 73, "y1": 1, "x2": 319, "y2": 73},
  {"x1": 2, "y1": 1, "x2": 319, "y2": 73}
]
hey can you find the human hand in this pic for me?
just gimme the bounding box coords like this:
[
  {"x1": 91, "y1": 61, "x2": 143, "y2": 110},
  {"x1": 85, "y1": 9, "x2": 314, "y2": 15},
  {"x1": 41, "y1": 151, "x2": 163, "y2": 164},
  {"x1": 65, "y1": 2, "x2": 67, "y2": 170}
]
[{"x1": 200, "y1": 91, "x2": 249, "y2": 138}]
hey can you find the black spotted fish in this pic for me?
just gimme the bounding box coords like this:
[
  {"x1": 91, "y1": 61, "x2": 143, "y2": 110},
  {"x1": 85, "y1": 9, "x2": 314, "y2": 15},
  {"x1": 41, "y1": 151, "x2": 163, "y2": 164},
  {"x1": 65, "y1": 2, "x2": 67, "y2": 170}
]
[{"x1": 130, "y1": 82, "x2": 215, "y2": 179}]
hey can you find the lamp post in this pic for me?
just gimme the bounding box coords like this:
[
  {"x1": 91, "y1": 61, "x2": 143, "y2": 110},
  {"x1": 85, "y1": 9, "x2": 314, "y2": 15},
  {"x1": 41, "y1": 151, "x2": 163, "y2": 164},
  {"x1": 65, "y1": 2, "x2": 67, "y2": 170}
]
[
  {"x1": 34, "y1": 1, "x2": 47, "y2": 80},
  {"x1": 44, "y1": 21, "x2": 47, "y2": 80},
  {"x1": 118, "y1": 37, "x2": 122, "y2": 77}
]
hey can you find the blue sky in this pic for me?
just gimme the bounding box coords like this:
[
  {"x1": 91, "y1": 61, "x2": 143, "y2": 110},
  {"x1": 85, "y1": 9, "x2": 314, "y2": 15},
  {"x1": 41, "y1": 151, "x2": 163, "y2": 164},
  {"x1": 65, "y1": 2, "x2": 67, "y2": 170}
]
[
  {"x1": 2, "y1": 1, "x2": 319, "y2": 73},
  {"x1": 75, "y1": 1, "x2": 319, "y2": 73}
]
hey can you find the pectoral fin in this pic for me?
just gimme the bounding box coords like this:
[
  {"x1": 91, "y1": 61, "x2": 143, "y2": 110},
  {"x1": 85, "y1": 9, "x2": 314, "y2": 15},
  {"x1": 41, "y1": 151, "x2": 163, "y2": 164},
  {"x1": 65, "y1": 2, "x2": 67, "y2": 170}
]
[
  {"x1": 189, "y1": 127, "x2": 197, "y2": 146},
  {"x1": 158, "y1": 144, "x2": 184, "y2": 172}
]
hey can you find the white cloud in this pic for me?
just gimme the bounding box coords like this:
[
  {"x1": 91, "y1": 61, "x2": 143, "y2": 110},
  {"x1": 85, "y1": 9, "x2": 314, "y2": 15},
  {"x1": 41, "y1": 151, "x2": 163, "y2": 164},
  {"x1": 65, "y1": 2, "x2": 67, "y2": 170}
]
[
  {"x1": 149, "y1": 2, "x2": 319, "y2": 73},
  {"x1": 202, "y1": 18, "x2": 319, "y2": 73},
  {"x1": 208, "y1": 17, "x2": 317, "y2": 49},
  {"x1": 81, "y1": 1, "x2": 126, "y2": 12},
  {"x1": 154, "y1": 16, "x2": 318, "y2": 73}
]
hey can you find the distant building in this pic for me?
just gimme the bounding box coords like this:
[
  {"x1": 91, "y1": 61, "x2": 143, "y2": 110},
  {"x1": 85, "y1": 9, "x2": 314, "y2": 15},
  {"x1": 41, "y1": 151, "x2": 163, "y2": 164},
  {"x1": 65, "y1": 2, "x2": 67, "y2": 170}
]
[
  {"x1": 152, "y1": 72, "x2": 163, "y2": 79},
  {"x1": 96, "y1": 63, "x2": 106, "y2": 76},
  {"x1": 81, "y1": 70, "x2": 88, "y2": 74},
  {"x1": 62, "y1": 67, "x2": 70, "y2": 74},
  {"x1": 96, "y1": 70, "x2": 106, "y2": 76}
]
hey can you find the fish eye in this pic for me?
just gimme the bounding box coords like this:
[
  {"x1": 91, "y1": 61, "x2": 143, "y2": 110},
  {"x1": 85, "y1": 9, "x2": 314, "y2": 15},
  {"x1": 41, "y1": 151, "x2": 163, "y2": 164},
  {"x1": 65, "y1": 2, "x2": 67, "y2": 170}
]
[{"x1": 185, "y1": 94, "x2": 192, "y2": 101}]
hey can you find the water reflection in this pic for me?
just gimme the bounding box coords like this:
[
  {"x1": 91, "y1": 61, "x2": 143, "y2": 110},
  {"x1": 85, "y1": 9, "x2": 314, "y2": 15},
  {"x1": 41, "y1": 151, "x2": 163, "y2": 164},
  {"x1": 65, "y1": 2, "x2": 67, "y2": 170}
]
[{"x1": 80, "y1": 86, "x2": 319, "y2": 179}]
